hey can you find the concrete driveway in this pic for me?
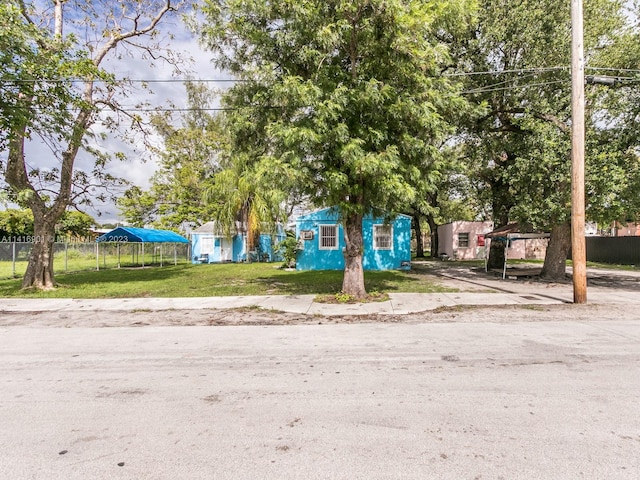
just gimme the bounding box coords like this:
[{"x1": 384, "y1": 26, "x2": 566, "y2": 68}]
[{"x1": 1, "y1": 318, "x2": 639, "y2": 479}]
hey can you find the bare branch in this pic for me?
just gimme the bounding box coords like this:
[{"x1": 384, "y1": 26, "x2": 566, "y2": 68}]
[
  {"x1": 54, "y1": 0, "x2": 65, "y2": 37},
  {"x1": 17, "y1": 0, "x2": 35, "y2": 26},
  {"x1": 93, "y1": 1, "x2": 182, "y2": 67},
  {"x1": 533, "y1": 112, "x2": 570, "y2": 134}
]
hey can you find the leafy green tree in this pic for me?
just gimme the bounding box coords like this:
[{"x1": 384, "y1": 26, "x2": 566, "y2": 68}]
[
  {"x1": 203, "y1": 153, "x2": 290, "y2": 254},
  {"x1": 583, "y1": 1, "x2": 640, "y2": 227},
  {"x1": 201, "y1": 89, "x2": 302, "y2": 255},
  {"x1": 1, "y1": 0, "x2": 187, "y2": 290},
  {"x1": 117, "y1": 186, "x2": 158, "y2": 228},
  {"x1": 197, "y1": 0, "x2": 475, "y2": 297},
  {"x1": 56, "y1": 210, "x2": 96, "y2": 239},
  {"x1": 0, "y1": 209, "x2": 34, "y2": 238},
  {"x1": 455, "y1": 0, "x2": 626, "y2": 279},
  {"x1": 118, "y1": 82, "x2": 221, "y2": 231},
  {"x1": 408, "y1": 145, "x2": 484, "y2": 258},
  {"x1": 0, "y1": 1, "x2": 85, "y2": 152}
]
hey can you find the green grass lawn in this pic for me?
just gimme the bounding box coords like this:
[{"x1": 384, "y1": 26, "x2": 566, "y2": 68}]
[
  {"x1": 0, "y1": 261, "x2": 456, "y2": 299},
  {"x1": 0, "y1": 243, "x2": 189, "y2": 279}
]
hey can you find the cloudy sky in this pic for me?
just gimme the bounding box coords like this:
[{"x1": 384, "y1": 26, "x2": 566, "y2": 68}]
[
  {"x1": 4, "y1": 1, "x2": 227, "y2": 225},
  {"x1": 92, "y1": 42, "x2": 223, "y2": 222},
  {"x1": 87, "y1": 12, "x2": 225, "y2": 224}
]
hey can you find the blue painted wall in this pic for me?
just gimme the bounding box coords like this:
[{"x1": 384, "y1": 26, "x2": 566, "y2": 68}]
[
  {"x1": 295, "y1": 207, "x2": 412, "y2": 271},
  {"x1": 191, "y1": 234, "x2": 230, "y2": 263},
  {"x1": 232, "y1": 235, "x2": 245, "y2": 262},
  {"x1": 191, "y1": 232, "x2": 285, "y2": 264}
]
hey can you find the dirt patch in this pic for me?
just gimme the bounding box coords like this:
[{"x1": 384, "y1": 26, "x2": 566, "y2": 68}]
[
  {"x1": 0, "y1": 302, "x2": 634, "y2": 328},
  {"x1": 314, "y1": 291, "x2": 390, "y2": 304},
  {"x1": 415, "y1": 261, "x2": 640, "y2": 295},
  {"x1": 1, "y1": 263, "x2": 637, "y2": 328}
]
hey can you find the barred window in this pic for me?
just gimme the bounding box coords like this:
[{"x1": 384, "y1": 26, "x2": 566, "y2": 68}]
[
  {"x1": 319, "y1": 224, "x2": 338, "y2": 250},
  {"x1": 458, "y1": 232, "x2": 470, "y2": 248},
  {"x1": 374, "y1": 225, "x2": 392, "y2": 250}
]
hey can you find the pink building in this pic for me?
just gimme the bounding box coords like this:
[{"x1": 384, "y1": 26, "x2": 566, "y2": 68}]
[
  {"x1": 612, "y1": 222, "x2": 640, "y2": 237},
  {"x1": 438, "y1": 221, "x2": 549, "y2": 261},
  {"x1": 437, "y1": 221, "x2": 493, "y2": 260}
]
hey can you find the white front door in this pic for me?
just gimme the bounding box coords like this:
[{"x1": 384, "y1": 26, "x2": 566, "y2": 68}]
[{"x1": 219, "y1": 238, "x2": 233, "y2": 261}]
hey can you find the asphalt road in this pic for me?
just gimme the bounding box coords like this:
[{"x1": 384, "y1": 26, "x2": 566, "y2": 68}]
[{"x1": 1, "y1": 319, "x2": 639, "y2": 479}]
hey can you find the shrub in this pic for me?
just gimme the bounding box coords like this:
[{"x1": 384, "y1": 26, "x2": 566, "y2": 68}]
[{"x1": 277, "y1": 236, "x2": 301, "y2": 269}]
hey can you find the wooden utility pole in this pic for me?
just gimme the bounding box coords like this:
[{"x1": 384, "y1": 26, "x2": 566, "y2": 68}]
[{"x1": 571, "y1": 0, "x2": 587, "y2": 303}]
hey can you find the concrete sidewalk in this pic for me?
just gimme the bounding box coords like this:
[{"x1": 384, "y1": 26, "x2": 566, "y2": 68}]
[{"x1": 1, "y1": 288, "x2": 639, "y2": 316}]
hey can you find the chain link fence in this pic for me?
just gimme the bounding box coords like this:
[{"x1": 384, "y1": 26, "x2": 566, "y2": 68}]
[{"x1": 0, "y1": 242, "x2": 192, "y2": 279}]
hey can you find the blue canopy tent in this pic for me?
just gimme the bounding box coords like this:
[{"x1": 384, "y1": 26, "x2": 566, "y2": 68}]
[{"x1": 96, "y1": 227, "x2": 190, "y2": 269}]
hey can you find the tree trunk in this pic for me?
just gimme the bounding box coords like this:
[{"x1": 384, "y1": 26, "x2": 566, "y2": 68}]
[
  {"x1": 22, "y1": 218, "x2": 57, "y2": 290},
  {"x1": 487, "y1": 238, "x2": 506, "y2": 270},
  {"x1": 426, "y1": 214, "x2": 438, "y2": 258},
  {"x1": 413, "y1": 215, "x2": 424, "y2": 258},
  {"x1": 342, "y1": 213, "x2": 367, "y2": 299},
  {"x1": 540, "y1": 222, "x2": 571, "y2": 281},
  {"x1": 7, "y1": 131, "x2": 67, "y2": 289}
]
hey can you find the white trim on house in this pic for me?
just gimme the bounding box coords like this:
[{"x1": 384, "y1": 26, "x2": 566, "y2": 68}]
[
  {"x1": 319, "y1": 224, "x2": 339, "y2": 250},
  {"x1": 373, "y1": 224, "x2": 393, "y2": 250},
  {"x1": 200, "y1": 236, "x2": 215, "y2": 253}
]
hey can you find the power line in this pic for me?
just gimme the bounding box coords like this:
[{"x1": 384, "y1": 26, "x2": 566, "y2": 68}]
[
  {"x1": 3, "y1": 66, "x2": 640, "y2": 84},
  {"x1": 3, "y1": 71, "x2": 637, "y2": 112},
  {"x1": 0, "y1": 104, "x2": 281, "y2": 113},
  {"x1": 3, "y1": 76, "x2": 629, "y2": 113},
  {"x1": 586, "y1": 66, "x2": 640, "y2": 74},
  {"x1": 462, "y1": 79, "x2": 568, "y2": 95},
  {"x1": 445, "y1": 66, "x2": 569, "y2": 77},
  {"x1": 447, "y1": 66, "x2": 640, "y2": 77},
  {"x1": 460, "y1": 71, "x2": 556, "y2": 93},
  {"x1": 0, "y1": 66, "x2": 580, "y2": 83},
  {"x1": 0, "y1": 78, "x2": 241, "y2": 84},
  {"x1": 461, "y1": 74, "x2": 640, "y2": 95}
]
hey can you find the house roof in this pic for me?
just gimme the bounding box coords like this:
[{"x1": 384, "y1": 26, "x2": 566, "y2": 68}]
[
  {"x1": 96, "y1": 226, "x2": 189, "y2": 243},
  {"x1": 192, "y1": 221, "x2": 219, "y2": 234},
  {"x1": 192, "y1": 220, "x2": 286, "y2": 237},
  {"x1": 486, "y1": 223, "x2": 550, "y2": 240},
  {"x1": 439, "y1": 220, "x2": 493, "y2": 228}
]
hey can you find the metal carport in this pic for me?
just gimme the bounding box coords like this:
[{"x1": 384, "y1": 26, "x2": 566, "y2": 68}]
[
  {"x1": 485, "y1": 224, "x2": 550, "y2": 279},
  {"x1": 96, "y1": 227, "x2": 190, "y2": 269}
]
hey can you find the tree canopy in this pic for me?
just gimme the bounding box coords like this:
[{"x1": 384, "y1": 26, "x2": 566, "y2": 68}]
[
  {"x1": 1, "y1": 0, "x2": 187, "y2": 289},
  {"x1": 0, "y1": 208, "x2": 95, "y2": 239},
  {"x1": 197, "y1": 0, "x2": 477, "y2": 296},
  {"x1": 118, "y1": 82, "x2": 221, "y2": 231},
  {"x1": 451, "y1": 0, "x2": 630, "y2": 278}
]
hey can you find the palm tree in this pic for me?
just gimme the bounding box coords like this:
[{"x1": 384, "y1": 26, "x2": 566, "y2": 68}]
[{"x1": 204, "y1": 155, "x2": 285, "y2": 260}]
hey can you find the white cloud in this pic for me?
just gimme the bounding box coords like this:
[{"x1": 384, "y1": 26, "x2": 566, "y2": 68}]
[{"x1": 87, "y1": 24, "x2": 228, "y2": 223}]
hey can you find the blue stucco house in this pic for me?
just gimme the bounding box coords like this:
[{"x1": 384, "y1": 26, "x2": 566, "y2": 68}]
[
  {"x1": 295, "y1": 207, "x2": 412, "y2": 271},
  {"x1": 191, "y1": 221, "x2": 285, "y2": 264}
]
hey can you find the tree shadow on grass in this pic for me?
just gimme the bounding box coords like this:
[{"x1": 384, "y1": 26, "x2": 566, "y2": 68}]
[
  {"x1": 0, "y1": 262, "x2": 457, "y2": 298},
  {"x1": 0, "y1": 265, "x2": 193, "y2": 298},
  {"x1": 254, "y1": 268, "x2": 436, "y2": 295}
]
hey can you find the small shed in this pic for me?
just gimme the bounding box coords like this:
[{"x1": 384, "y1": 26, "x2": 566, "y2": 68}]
[
  {"x1": 486, "y1": 223, "x2": 550, "y2": 278},
  {"x1": 190, "y1": 221, "x2": 285, "y2": 264},
  {"x1": 96, "y1": 226, "x2": 190, "y2": 268},
  {"x1": 295, "y1": 207, "x2": 412, "y2": 271},
  {"x1": 437, "y1": 221, "x2": 494, "y2": 260}
]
